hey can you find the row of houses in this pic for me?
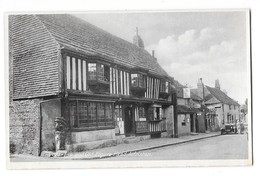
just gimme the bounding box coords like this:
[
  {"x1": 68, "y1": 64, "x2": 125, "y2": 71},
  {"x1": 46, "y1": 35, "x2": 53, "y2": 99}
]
[{"x1": 9, "y1": 14, "x2": 241, "y2": 156}]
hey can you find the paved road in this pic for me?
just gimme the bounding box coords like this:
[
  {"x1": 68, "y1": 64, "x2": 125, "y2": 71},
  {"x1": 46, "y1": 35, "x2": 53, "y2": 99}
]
[{"x1": 101, "y1": 134, "x2": 249, "y2": 160}]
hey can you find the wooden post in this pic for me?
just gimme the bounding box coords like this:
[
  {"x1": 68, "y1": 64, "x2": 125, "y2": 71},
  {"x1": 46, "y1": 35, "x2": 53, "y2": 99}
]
[{"x1": 173, "y1": 92, "x2": 178, "y2": 138}]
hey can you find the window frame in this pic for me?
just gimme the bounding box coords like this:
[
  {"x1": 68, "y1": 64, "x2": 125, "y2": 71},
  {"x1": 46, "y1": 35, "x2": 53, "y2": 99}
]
[
  {"x1": 69, "y1": 100, "x2": 114, "y2": 130},
  {"x1": 131, "y1": 73, "x2": 146, "y2": 88},
  {"x1": 160, "y1": 80, "x2": 169, "y2": 93}
]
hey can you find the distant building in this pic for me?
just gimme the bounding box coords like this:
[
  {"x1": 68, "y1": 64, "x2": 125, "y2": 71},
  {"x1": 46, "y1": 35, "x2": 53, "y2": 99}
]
[
  {"x1": 171, "y1": 80, "x2": 202, "y2": 136},
  {"x1": 191, "y1": 79, "x2": 240, "y2": 131}
]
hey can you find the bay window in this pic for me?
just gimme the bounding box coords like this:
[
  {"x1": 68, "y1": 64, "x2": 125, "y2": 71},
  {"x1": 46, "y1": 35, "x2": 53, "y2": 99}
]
[
  {"x1": 69, "y1": 100, "x2": 114, "y2": 129},
  {"x1": 131, "y1": 73, "x2": 146, "y2": 88},
  {"x1": 88, "y1": 63, "x2": 109, "y2": 83},
  {"x1": 160, "y1": 80, "x2": 169, "y2": 93}
]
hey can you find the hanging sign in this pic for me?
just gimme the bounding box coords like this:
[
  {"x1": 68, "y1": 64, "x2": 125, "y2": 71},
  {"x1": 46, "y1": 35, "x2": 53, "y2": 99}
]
[{"x1": 183, "y1": 88, "x2": 191, "y2": 98}]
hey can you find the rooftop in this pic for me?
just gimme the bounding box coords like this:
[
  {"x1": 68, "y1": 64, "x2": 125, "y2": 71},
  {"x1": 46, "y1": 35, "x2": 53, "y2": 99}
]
[{"x1": 36, "y1": 14, "x2": 169, "y2": 77}]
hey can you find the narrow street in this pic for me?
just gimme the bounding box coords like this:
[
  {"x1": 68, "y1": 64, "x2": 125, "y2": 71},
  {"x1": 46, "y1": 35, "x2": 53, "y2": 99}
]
[{"x1": 101, "y1": 134, "x2": 249, "y2": 160}]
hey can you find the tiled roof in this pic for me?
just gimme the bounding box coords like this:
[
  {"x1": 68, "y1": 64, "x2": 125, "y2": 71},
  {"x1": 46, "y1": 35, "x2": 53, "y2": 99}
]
[
  {"x1": 205, "y1": 86, "x2": 240, "y2": 106},
  {"x1": 190, "y1": 91, "x2": 202, "y2": 101},
  {"x1": 10, "y1": 14, "x2": 171, "y2": 99},
  {"x1": 172, "y1": 80, "x2": 184, "y2": 88},
  {"x1": 36, "y1": 14, "x2": 169, "y2": 77},
  {"x1": 10, "y1": 15, "x2": 60, "y2": 99}
]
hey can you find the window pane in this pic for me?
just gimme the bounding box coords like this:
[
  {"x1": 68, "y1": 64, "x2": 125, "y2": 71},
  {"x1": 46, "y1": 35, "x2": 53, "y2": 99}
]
[
  {"x1": 131, "y1": 74, "x2": 138, "y2": 87},
  {"x1": 97, "y1": 64, "x2": 105, "y2": 81},
  {"x1": 105, "y1": 104, "x2": 113, "y2": 125},
  {"x1": 139, "y1": 107, "x2": 145, "y2": 119},
  {"x1": 69, "y1": 101, "x2": 77, "y2": 127},
  {"x1": 88, "y1": 102, "x2": 97, "y2": 126},
  {"x1": 78, "y1": 101, "x2": 88, "y2": 126},
  {"x1": 139, "y1": 74, "x2": 144, "y2": 87},
  {"x1": 165, "y1": 81, "x2": 169, "y2": 93},
  {"x1": 97, "y1": 103, "x2": 105, "y2": 126},
  {"x1": 115, "y1": 105, "x2": 122, "y2": 121},
  {"x1": 88, "y1": 63, "x2": 96, "y2": 80}
]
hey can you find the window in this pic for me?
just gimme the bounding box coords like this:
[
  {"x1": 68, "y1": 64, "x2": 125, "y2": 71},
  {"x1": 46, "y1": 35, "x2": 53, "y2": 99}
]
[
  {"x1": 131, "y1": 73, "x2": 146, "y2": 88},
  {"x1": 139, "y1": 107, "x2": 145, "y2": 119},
  {"x1": 88, "y1": 63, "x2": 96, "y2": 80},
  {"x1": 160, "y1": 80, "x2": 169, "y2": 93},
  {"x1": 229, "y1": 105, "x2": 232, "y2": 110},
  {"x1": 69, "y1": 101, "x2": 114, "y2": 129},
  {"x1": 88, "y1": 63, "x2": 109, "y2": 83},
  {"x1": 114, "y1": 105, "x2": 123, "y2": 121}
]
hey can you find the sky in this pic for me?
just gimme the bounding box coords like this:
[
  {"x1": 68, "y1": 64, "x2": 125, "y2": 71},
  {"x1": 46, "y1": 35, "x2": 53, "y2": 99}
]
[{"x1": 75, "y1": 11, "x2": 249, "y2": 104}]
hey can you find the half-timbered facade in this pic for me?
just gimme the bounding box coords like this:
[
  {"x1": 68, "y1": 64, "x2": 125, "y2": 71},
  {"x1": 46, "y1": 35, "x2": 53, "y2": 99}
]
[{"x1": 9, "y1": 14, "x2": 174, "y2": 155}]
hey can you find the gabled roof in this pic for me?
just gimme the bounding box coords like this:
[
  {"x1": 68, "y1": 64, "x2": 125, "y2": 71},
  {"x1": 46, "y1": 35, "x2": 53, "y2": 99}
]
[
  {"x1": 205, "y1": 86, "x2": 240, "y2": 106},
  {"x1": 36, "y1": 14, "x2": 169, "y2": 77}
]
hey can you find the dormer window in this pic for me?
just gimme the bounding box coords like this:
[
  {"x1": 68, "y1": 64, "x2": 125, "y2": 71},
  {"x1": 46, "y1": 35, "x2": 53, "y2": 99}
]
[{"x1": 131, "y1": 73, "x2": 146, "y2": 88}]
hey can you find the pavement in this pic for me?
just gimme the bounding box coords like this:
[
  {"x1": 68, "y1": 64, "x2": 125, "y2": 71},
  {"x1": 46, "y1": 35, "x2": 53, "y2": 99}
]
[{"x1": 10, "y1": 132, "x2": 221, "y2": 161}]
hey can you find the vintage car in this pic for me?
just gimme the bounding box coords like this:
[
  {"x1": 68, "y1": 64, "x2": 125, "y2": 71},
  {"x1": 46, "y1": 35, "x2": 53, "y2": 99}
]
[{"x1": 221, "y1": 124, "x2": 238, "y2": 135}]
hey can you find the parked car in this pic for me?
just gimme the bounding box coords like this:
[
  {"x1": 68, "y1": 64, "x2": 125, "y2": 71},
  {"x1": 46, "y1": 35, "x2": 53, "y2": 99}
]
[{"x1": 221, "y1": 124, "x2": 238, "y2": 135}]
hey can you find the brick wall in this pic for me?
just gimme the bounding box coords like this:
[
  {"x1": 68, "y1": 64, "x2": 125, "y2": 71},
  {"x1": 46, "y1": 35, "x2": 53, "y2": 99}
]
[{"x1": 9, "y1": 99, "x2": 41, "y2": 155}]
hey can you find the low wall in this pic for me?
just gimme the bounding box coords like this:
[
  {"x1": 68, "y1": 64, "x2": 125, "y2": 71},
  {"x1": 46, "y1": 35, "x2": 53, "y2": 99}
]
[{"x1": 71, "y1": 129, "x2": 116, "y2": 144}]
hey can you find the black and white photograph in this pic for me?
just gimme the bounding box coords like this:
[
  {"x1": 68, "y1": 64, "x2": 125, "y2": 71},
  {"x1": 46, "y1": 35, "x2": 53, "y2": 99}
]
[{"x1": 6, "y1": 10, "x2": 252, "y2": 168}]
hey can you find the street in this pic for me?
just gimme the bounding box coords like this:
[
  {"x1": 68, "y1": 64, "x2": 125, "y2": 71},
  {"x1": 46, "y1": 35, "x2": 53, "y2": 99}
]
[{"x1": 101, "y1": 134, "x2": 249, "y2": 160}]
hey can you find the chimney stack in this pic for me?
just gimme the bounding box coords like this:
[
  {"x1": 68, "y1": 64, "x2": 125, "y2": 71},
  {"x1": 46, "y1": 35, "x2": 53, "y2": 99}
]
[
  {"x1": 152, "y1": 50, "x2": 155, "y2": 57},
  {"x1": 215, "y1": 79, "x2": 221, "y2": 89}
]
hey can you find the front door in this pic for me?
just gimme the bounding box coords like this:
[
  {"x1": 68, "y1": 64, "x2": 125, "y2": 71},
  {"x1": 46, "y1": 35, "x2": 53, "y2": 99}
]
[
  {"x1": 190, "y1": 114, "x2": 194, "y2": 132},
  {"x1": 124, "y1": 107, "x2": 134, "y2": 136}
]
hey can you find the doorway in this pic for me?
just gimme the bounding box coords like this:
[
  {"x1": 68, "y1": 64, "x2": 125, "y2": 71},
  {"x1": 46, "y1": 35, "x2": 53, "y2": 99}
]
[
  {"x1": 124, "y1": 106, "x2": 134, "y2": 136},
  {"x1": 190, "y1": 114, "x2": 194, "y2": 132}
]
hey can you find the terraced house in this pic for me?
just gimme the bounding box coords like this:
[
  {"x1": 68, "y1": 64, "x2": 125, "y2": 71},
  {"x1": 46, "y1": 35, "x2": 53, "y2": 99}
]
[{"x1": 9, "y1": 14, "x2": 175, "y2": 156}]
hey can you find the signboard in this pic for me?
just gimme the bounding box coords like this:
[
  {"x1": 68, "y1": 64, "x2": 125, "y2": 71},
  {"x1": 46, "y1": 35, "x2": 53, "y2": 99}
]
[
  {"x1": 135, "y1": 121, "x2": 148, "y2": 133},
  {"x1": 183, "y1": 88, "x2": 191, "y2": 98}
]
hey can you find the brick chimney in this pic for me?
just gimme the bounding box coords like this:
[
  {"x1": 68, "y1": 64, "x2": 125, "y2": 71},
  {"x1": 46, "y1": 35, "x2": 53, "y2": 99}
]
[
  {"x1": 215, "y1": 79, "x2": 221, "y2": 89},
  {"x1": 152, "y1": 50, "x2": 157, "y2": 61}
]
